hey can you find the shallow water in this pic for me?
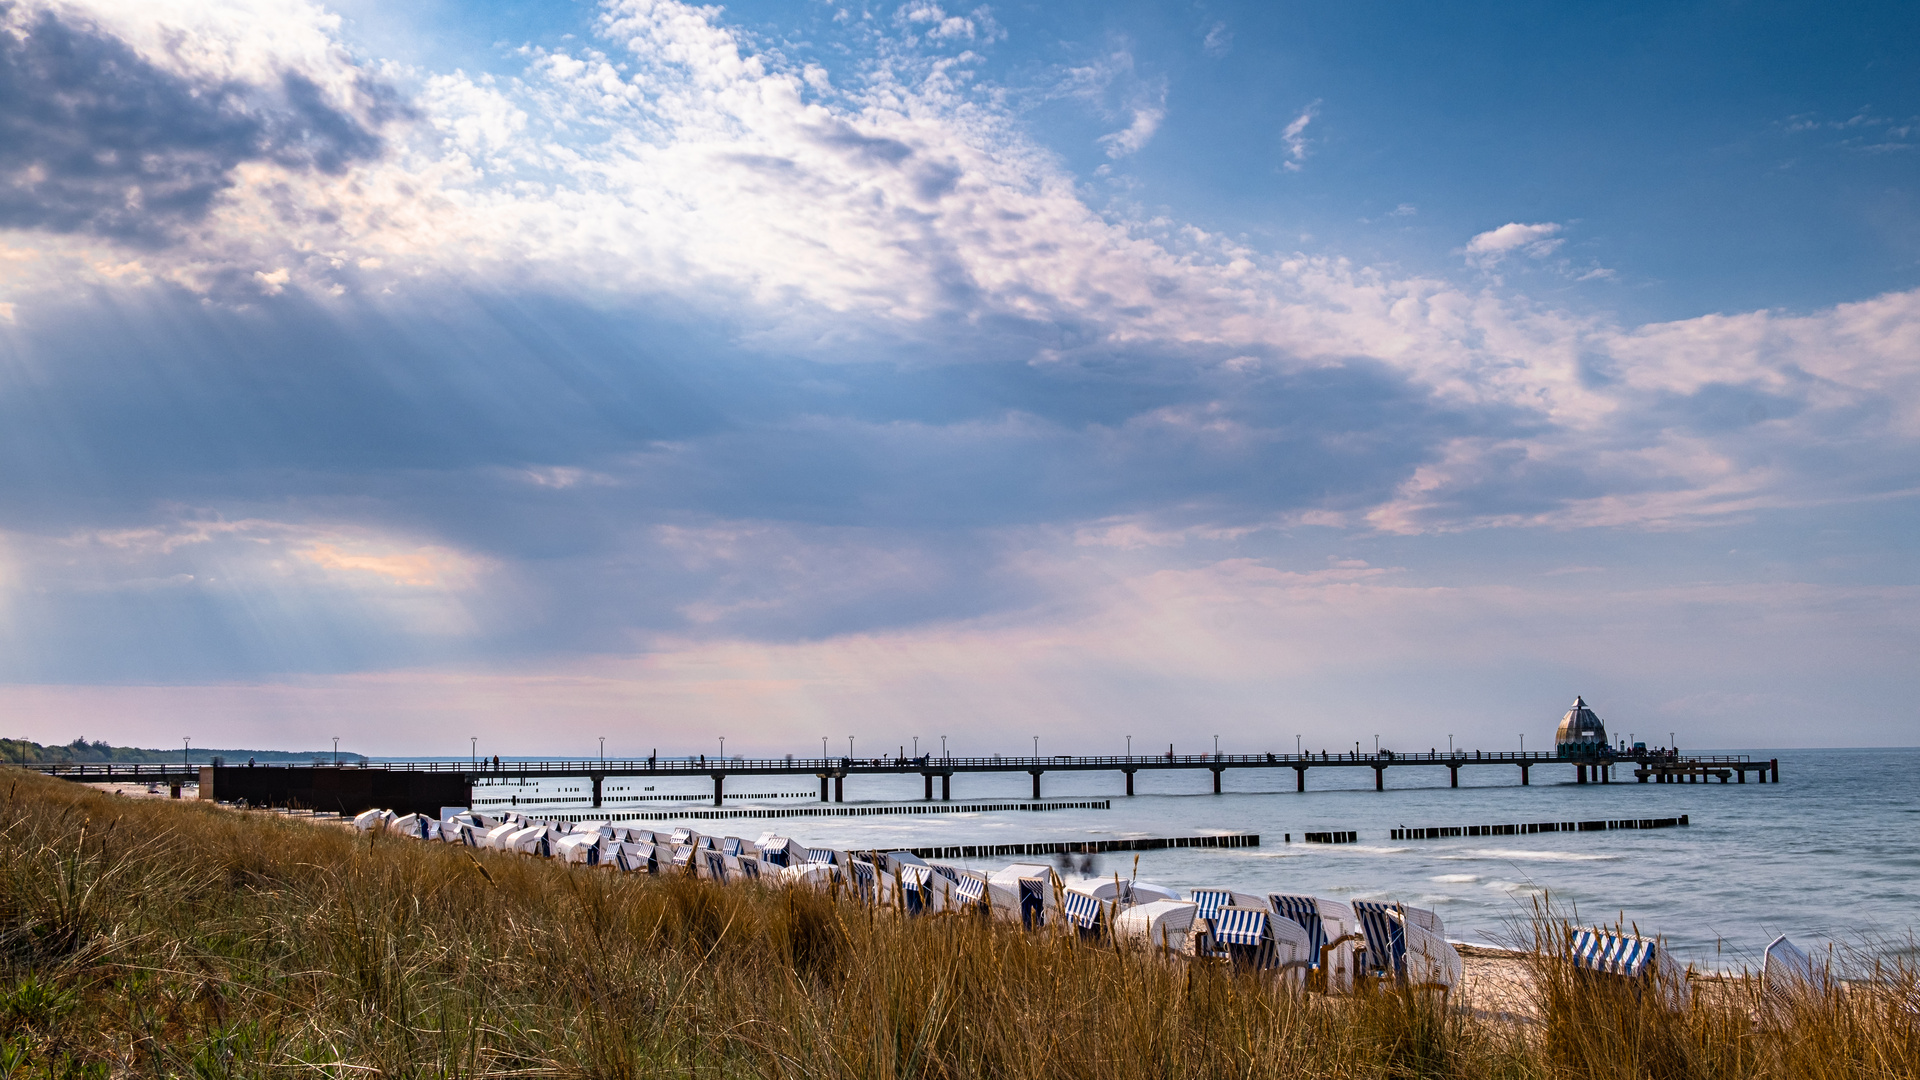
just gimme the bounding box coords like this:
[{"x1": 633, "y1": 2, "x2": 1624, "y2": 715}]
[{"x1": 441, "y1": 746, "x2": 1920, "y2": 968}]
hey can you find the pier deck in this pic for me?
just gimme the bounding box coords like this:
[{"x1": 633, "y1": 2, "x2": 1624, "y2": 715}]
[{"x1": 24, "y1": 748, "x2": 1781, "y2": 817}]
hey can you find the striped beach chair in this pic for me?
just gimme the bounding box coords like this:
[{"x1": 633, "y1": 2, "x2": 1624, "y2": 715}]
[
  {"x1": 953, "y1": 872, "x2": 987, "y2": 911},
  {"x1": 1268, "y1": 895, "x2": 1329, "y2": 962},
  {"x1": 1192, "y1": 889, "x2": 1237, "y2": 923},
  {"x1": 847, "y1": 859, "x2": 878, "y2": 903},
  {"x1": 1209, "y1": 907, "x2": 1276, "y2": 969},
  {"x1": 1061, "y1": 889, "x2": 1106, "y2": 933},
  {"x1": 807, "y1": 847, "x2": 840, "y2": 866},
  {"x1": 1352, "y1": 901, "x2": 1407, "y2": 980},
  {"x1": 1017, "y1": 878, "x2": 1048, "y2": 929},
  {"x1": 1570, "y1": 927, "x2": 1689, "y2": 1004}
]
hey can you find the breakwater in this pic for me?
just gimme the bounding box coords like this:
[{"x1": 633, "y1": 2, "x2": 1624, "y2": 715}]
[
  {"x1": 1390, "y1": 815, "x2": 1688, "y2": 840},
  {"x1": 906, "y1": 833, "x2": 1258, "y2": 859},
  {"x1": 544, "y1": 799, "x2": 1112, "y2": 824},
  {"x1": 1299, "y1": 831, "x2": 1358, "y2": 844}
]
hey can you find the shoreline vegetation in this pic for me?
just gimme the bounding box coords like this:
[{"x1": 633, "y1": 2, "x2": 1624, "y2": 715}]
[
  {"x1": 4, "y1": 771, "x2": 1915, "y2": 1078},
  {"x1": 1, "y1": 737, "x2": 367, "y2": 766}
]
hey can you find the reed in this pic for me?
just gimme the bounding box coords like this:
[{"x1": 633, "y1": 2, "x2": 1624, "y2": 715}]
[{"x1": 0, "y1": 770, "x2": 1911, "y2": 1079}]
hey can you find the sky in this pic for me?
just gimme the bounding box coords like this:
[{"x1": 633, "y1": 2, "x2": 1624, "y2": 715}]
[{"x1": 0, "y1": 0, "x2": 1915, "y2": 757}]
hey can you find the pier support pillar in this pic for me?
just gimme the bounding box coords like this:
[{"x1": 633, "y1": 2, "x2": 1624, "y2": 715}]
[
  {"x1": 941, "y1": 774, "x2": 951, "y2": 800},
  {"x1": 1211, "y1": 767, "x2": 1223, "y2": 794},
  {"x1": 1373, "y1": 766, "x2": 1384, "y2": 792},
  {"x1": 1577, "y1": 765, "x2": 1587, "y2": 784},
  {"x1": 1124, "y1": 769, "x2": 1135, "y2": 796},
  {"x1": 1519, "y1": 764, "x2": 1530, "y2": 786},
  {"x1": 1771, "y1": 759, "x2": 1779, "y2": 783},
  {"x1": 820, "y1": 775, "x2": 830, "y2": 801},
  {"x1": 1738, "y1": 769, "x2": 1745, "y2": 783},
  {"x1": 1295, "y1": 767, "x2": 1307, "y2": 792},
  {"x1": 834, "y1": 775, "x2": 844, "y2": 802},
  {"x1": 711, "y1": 773, "x2": 724, "y2": 808},
  {"x1": 1449, "y1": 764, "x2": 1459, "y2": 788},
  {"x1": 924, "y1": 773, "x2": 933, "y2": 801},
  {"x1": 592, "y1": 773, "x2": 604, "y2": 809},
  {"x1": 1029, "y1": 771, "x2": 1042, "y2": 799}
]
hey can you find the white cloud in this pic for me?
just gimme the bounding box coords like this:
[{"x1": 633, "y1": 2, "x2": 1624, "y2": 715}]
[
  {"x1": 1463, "y1": 221, "x2": 1564, "y2": 262},
  {"x1": 1202, "y1": 21, "x2": 1232, "y2": 56},
  {"x1": 1098, "y1": 102, "x2": 1165, "y2": 158},
  {"x1": 1281, "y1": 101, "x2": 1319, "y2": 171}
]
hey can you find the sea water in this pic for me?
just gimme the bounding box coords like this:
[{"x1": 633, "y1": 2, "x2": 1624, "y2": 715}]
[{"x1": 438, "y1": 746, "x2": 1919, "y2": 968}]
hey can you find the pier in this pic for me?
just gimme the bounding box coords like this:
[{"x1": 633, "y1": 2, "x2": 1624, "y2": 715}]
[{"x1": 23, "y1": 744, "x2": 1778, "y2": 818}]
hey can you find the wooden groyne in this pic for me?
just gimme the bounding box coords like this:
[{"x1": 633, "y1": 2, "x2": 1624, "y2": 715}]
[
  {"x1": 1390, "y1": 815, "x2": 1688, "y2": 840},
  {"x1": 1300, "y1": 831, "x2": 1358, "y2": 844},
  {"x1": 544, "y1": 799, "x2": 1112, "y2": 824},
  {"x1": 906, "y1": 833, "x2": 1258, "y2": 860}
]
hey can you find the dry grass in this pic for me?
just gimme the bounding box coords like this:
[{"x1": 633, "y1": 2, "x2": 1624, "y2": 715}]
[{"x1": 0, "y1": 769, "x2": 1912, "y2": 1079}]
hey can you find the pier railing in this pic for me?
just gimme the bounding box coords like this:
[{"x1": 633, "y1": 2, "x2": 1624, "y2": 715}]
[{"x1": 21, "y1": 747, "x2": 1751, "y2": 779}]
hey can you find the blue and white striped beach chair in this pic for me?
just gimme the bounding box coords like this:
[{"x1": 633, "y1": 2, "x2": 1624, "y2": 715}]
[
  {"x1": 703, "y1": 850, "x2": 729, "y2": 883},
  {"x1": 1209, "y1": 907, "x2": 1277, "y2": 969},
  {"x1": 807, "y1": 847, "x2": 840, "y2": 866},
  {"x1": 953, "y1": 873, "x2": 987, "y2": 911},
  {"x1": 1352, "y1": 901, "x2": 1407, "y2": 980},
  {"x1": 1570, "y1": 927, "x2": 1689, "y2": 1003},
  {"x1": 1062, "y1": 889, "x2": 1106, "y2": 933},
  {"x1": 1192, "y1": 889, "x2": 1236, "y2": 923},
  {"x1": 1268, "y1": 895, "x2": 1328, "y2": 963},
  {"x1": 1018, "y1": 878, "x2": 1048, "y2": 929},
  {"x1": 847, "y1": 859, "x2": 878, "y2": 903}
]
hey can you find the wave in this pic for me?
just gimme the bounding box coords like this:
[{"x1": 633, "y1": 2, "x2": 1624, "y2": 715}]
[
  {"x1": 1430, "y1": 873, "x2": 1481, "y2": 883},
  {"x1": 1440, "y1": 848, "x2": 1623, "y2": 863}
]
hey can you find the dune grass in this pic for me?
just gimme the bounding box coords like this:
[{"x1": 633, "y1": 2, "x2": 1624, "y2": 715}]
[{"x1": 0, "y1": 770, "x2": 1912, "y2": 1079}]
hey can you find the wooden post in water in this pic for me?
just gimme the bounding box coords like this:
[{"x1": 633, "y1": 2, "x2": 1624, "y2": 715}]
[
  {"x1": 924, "y1": 773, "x2": 933, "y2": 800},
  {"x1": 941, "y1": 774, "x2": 951, "y2": 800},
  {"x1": 711, "y1": 773, "x2": 724, "y2": 807},
  {"x1": 819, "y1": 774, "x2": 830, "y2": 801},
  {"x1": 1373, "y1": 765, "x2": 1384, "y2": 791},
  {"x1": 1124, "y1": 769, "x2": 1135, "y2": 796},
  {"x1": 1519, "y1": 763, "x2": 1530, "y2": 786},
  {"x1": 834, "y1": 775, "x2": 844, "y2": 802},
  {"x1": 1295, "y1": 766, "x2": 1307, "y2": 792},
  {"x1": 1211, "y1": 767, "x2": 1223, "y2": 794},
  {"x1": 1029, "y1": 771, "x2": 1042, "y2": 799},
  {"x1": 1449, "y1": 763, "x2": 1459, "y2": 788}
]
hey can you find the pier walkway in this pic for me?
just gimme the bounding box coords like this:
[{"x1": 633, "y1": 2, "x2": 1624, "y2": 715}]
[{"x1": 23, "y1": 748, "x2": 1781, "y2": 817}]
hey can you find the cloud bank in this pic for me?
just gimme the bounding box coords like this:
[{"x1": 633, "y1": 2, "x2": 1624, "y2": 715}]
[{"x1": 0, "y1": 0, "x2": 1914, "y2": 751}]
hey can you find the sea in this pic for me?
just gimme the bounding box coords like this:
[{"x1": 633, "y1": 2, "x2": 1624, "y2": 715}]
[{"x1": 421, "y1": 746, "x2": 1920, "y2": 970}]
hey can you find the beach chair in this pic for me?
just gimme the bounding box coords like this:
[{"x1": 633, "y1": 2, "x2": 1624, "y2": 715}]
[
  {"x1": 1353, "y1": 901, "x2": 1459, "y2": 991},
  {"x1": 1267, "y1": 894, "x2": 1360, "y2": 992},
  {"x1": 847, "y1": 859, "x2": 879, "y2": 903},
  {"x1": 1191, "y1": 888, "x2": 1265, "y2": 923},
  {"x1": 1763, "y1": 934, "x2": 1827, "y2": 1014},
  {"x1": 1061, "y1": 887, "x2": 1110, "y2": 937},
  {"x1": 702, "y1": 850, "x2": 730, "y2": 883},
  {"x1": 1569, "y1": 927, "x2": 1688, "y2": 1005},
  {"x1": 951, "y1": 871, "x2": 988, "y2": 913},
  {"x1": 1113, "y1": 899, "x2": 1197, "y2": 951}
]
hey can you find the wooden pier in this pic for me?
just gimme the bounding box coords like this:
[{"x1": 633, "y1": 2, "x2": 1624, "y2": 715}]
[{"x1": 22, "y1": 747, "x2": 1782, "y2": 818}]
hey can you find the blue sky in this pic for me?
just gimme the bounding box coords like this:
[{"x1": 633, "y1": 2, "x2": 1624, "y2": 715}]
[{"x1": 0, "y1": 0, "x2": 1915, "y2": 756}]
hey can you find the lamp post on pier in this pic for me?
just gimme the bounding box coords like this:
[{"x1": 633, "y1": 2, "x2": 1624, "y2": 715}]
[
  {"x1": 470, "y1": 737, "x2": 477, "y2": 769},
  {"x1": 333, "y1": 737, "x2": 339, "y2": 766}
]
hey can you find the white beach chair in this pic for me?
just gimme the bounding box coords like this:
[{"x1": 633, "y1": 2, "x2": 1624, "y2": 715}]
[
  {"x1": 1763, "y1": 934, "x2": 1828, "y2": 1013},
  {"x1": 1113, "y1": 899, "x2": 1198, "y2": 951}
]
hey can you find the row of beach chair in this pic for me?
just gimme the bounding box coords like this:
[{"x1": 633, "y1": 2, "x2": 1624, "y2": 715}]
[{"x1": 352, "y1": 806, "x2": 1466, "y2": 992}]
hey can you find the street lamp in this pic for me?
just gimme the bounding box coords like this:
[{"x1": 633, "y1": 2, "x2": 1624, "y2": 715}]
[
  {"x1": 822, "y1": 737, "x2": 828, "y2": 759},
  {"x1": 1214, "y1": 735, "x2": 1219, "y2": 756},
  {"x1": 1126, "y1": 735, "x2": 1131, "y2": 757},
  {"x1": 332, "y1": 737, "x2": 339, "y2": 767},
  {"x1": 1520, "y1": 734, "x2": 1525, "y2": 753},
  {"x1": 1033, "y1": 735, "x2": 1039, "y2": 757},
  {"x1": 848, "y1": 736, "x2": 855, "y2": 757},
  {"x1": 183, "y1": 737, "x2": 190, "y2": 771},
  {"x1": 470, "y1": 737, "x2": 477, "y2": 769},
  {"x1": 913, "y1": 737, "x2": 919, "y2": 757},
  {"x1": 719, "y1": 737, "x2": 725, "y2": 759},
  {"x1": 1448, "y1": 734, "x2": 1453, "y2": 755},
  {"x1": 599, "y1": 736, "x2": 605, "y2": 764},
  {"x1": 1296, "y1": 734, "x2": 1301, "y2": 756}
]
